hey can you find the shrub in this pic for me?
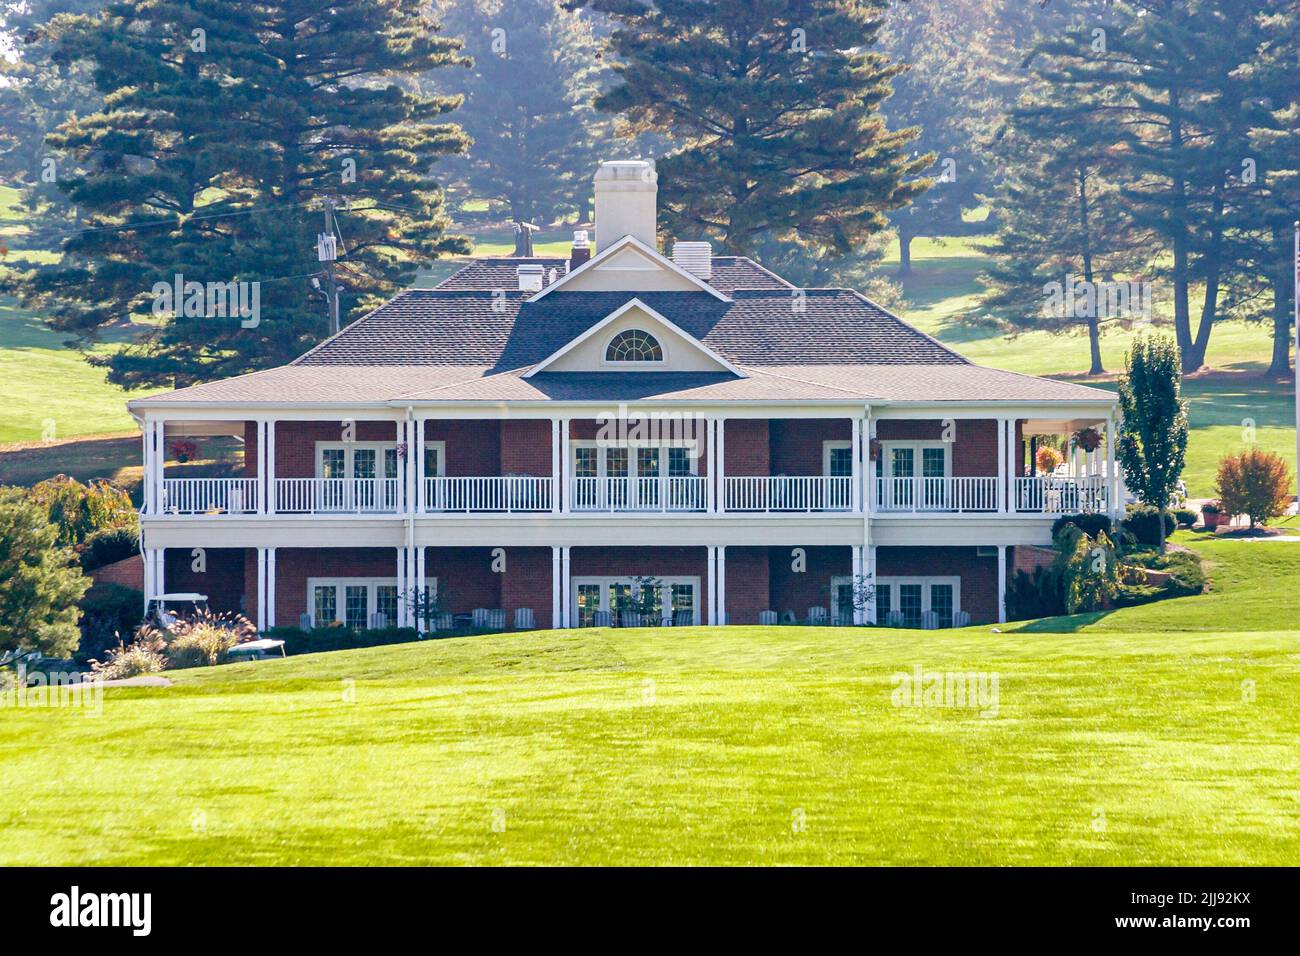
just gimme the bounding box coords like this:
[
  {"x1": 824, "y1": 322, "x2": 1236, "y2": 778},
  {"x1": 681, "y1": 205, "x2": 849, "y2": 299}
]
[
  {"x1": 1054, "y1": 525, "x2": 1120, "y2": 614},
  {"x1": 1034, "y1": 445, "x2": 1064, "y2": 475},
  {"x1": 1215, "y1": 447, "x2": 1292, "y2": 529},
  {"x1": 90, "y1": 633, "x2": 166, "y2": 680},
  {"x1": 1121, "y1": 504, "x2": 1175, "y2": 547},
  {"x1": 1006, "y1": 566, "x2": 1064, "y2": 620},
  {"x1": 77, "y1": 583, "x2": 144, "y2": 664},
  {"x1": 160, "y1": 610, "x2": 256, "y2": 669},
  {"x1": 1173, "y1": 507, "x2": 1198, "y2": 528},
  {"x1": 25, "y1": 475, "x2": 135, "y2": 548},
  {"x1": 1051, "y1": 513, "x2": 1113, "y2": 541},
  {"x1": 80, "y1": 527, "x2": 140, "y2": 572}
]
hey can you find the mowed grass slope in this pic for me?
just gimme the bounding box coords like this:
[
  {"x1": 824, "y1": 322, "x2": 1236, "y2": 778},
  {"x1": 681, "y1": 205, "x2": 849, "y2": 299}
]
[{"x1": 2, "y1": 538, "x2": 1296, "y2": 867}]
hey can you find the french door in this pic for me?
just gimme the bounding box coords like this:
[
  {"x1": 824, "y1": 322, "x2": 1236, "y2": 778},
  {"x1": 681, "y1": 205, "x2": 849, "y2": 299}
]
[{"x1": 572, "y1": 576, "x2": 700, "y2": 626}]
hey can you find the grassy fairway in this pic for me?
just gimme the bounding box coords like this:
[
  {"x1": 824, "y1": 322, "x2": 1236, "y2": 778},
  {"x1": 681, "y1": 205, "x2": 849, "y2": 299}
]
[{"x1": 2, "y1": 537, "x2": 1296, "y2": 867}]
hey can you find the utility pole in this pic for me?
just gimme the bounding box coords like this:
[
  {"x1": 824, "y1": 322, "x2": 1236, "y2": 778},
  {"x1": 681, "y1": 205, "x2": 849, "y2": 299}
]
[{"x1": 318, "y1": 200, "x2": 340, "y2": 336}]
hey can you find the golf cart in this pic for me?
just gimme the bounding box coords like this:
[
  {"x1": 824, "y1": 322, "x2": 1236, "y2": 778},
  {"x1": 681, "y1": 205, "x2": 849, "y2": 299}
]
[{"x1": 144, "y1": 592, "x2": 208, "y2": 629}]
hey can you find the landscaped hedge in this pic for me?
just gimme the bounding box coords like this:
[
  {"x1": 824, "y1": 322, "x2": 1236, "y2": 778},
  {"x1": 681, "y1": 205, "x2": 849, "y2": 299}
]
[
  {"x1": 263, "y1": 626, "x2": 421, "y2": 656},
  {"x1": 79, "y1": 527, "x2": 140, "y2": 572},
  {"x1": 1121, "y1": 505, "x2": 1176, "y2": 547},
  {"x1": 1050, "y1": 513, "x2": 1113, "y2": 541}
]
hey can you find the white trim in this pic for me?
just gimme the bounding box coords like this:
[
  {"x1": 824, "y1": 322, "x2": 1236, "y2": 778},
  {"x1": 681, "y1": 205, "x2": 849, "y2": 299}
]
[
  {"x1": 997, "y1": 545, "x2": 1007, "y2": 624},
  {"x1": 523, "y1": 298, "x2": 746, "y2": 379},
  {"x1": 314, "y1": 440, "x2": 403, "y2": 480},
  {"x1": 716, "y1": 546, "x2": 726, "y2": 625},
  {"x1": 527, "y1": 235, "x2": 731, "y2": 303},
  {"x1": 600, "y1": 327, "x2": 668, "y2": 368},
  {"x1": 823, "y1": 439, "x2": 853, "y2": 477},
  {"x1": 873, "y1": 440, "x2": 952, "y2": 480}
]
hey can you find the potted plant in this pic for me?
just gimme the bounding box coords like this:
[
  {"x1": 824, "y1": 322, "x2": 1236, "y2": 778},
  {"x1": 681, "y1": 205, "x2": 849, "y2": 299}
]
[
  {"x1": 1034, "y1": 445, "x2": 1064, "y2": 476},
  {"x1": 1200, "y1": 500, "x2": 1226, "y2": 530},
  {"x1": 169, "y1": 439, "x2": 199, "y2": 463},
  {"x1": 868, "y1": 438, "x2": 882, "y2": 461}
]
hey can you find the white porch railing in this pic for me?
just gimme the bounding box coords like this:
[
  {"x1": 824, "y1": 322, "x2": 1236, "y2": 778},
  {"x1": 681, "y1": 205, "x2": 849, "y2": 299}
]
[
  {"x1": 159, "y1": 478, "x2": 260, "y2": 515},
  {"x1": 570, "y1": 476, "x2": 706, "y2": 512},
  {"x1": 724, "y1": 476, "x2": 854, "y2": 512},
  {"x1": 425, "y1": 476, "x2": 552, "y2": 513},
  {"x1": 275, "y1": 478, "x2": 403, "y2": 514},
  {"x1": 874, "y1": 476, "x2": 1000, "y2": 513},
  {"x1": 1014, "y1": 476, "x2": 1108, "y2": 514}
]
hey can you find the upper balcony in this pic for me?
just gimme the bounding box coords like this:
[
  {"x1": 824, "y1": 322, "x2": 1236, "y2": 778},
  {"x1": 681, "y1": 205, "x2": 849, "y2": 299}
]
[{"x1": 141, "y1": 413, "x2": 1119, "y2": 520}]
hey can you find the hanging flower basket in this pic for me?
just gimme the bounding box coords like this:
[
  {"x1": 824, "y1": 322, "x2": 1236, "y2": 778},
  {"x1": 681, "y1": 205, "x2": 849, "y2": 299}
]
[
  {"x1": 868, "y1": 438, "x2": 883, "y2": 461},
  {"x1": 1073, "y1": 427, "x2": 1102, "y2": 452},
  {"x1": 394, "y1": 442, "x2": 408, "y2": 459},
  {"x1": 170, "y1": 439, "x2": 199, "y2": 463}
]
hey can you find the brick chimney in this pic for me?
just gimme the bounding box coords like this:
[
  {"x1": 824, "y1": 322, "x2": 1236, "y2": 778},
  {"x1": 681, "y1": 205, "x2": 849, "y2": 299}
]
[{"x1": 594, "y1": 159, "x2": 657, "y2": 253}]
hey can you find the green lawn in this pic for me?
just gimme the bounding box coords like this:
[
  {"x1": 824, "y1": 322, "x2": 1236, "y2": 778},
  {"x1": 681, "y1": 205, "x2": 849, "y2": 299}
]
[{"x1": 2, "y1": 536, "x2": 1296, "y2": 866}]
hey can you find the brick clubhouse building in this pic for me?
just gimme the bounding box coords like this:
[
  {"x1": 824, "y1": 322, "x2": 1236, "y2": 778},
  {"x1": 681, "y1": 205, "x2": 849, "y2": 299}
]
[{"x1": 130, "y1": 161, "x2": 1119, "y2": 633}]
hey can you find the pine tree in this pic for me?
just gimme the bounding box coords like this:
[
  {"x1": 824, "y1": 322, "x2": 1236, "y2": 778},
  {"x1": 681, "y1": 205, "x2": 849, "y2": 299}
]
[
  {"x1": 5, "y1": 0, "x2": 470, "y2": 389},
  {"x1": 0, "y1": 490, "x2": 90, "y2": 660},
  {"x1": 586, "y1": 0, "x2": 929, "y2": 258},
  {"x1": 429, "y1": 0, "x2": 608, "y2": 225}
]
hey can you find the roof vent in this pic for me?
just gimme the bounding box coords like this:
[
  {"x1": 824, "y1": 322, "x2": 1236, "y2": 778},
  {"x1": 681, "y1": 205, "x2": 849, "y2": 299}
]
[
  {"x1": 569, "y1": 228, "x2": 592, "y2": 270},
  {"x1": 516, "y1": 263, "x2": 545, "y2": 293},
  {"x1": 672, "y1": 241, "x2": 712, "y2": 280}
]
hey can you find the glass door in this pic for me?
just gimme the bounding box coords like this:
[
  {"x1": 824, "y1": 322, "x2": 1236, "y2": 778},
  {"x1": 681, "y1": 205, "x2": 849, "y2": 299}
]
[
  {"x1": 636, "y1": 447, "x2": 661, "y2": 509},
  {"x1": 891, "y1": 447, "x2": 915, "y2": 509}
]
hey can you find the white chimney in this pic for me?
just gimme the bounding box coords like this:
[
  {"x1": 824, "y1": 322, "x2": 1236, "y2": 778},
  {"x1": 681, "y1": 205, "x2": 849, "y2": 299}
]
[
  {"x1": 516, "y1": 263, "x2": 544, "y2": 292},
  {"x1": 672, "y1": 241, "x2": 713, "y2": 280},
  {"x1": 594, "y1": 159, "x2": 657, "y2": 253}
]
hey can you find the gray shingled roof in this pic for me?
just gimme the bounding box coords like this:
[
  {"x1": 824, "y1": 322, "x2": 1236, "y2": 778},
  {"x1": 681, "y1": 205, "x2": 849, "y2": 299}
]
[{"x1": 130, "y1": 255, "x2": 1117, "y2": 409}]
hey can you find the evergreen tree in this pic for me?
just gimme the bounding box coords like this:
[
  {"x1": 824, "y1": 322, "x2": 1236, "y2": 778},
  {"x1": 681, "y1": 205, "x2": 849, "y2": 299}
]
[
  {"x1": 430, "y1": 0, "x2": 608, "y2": 225},
  {"x1": 0, "y1": 490, "x2": 90, "y2": 660},
  {"x1": 5, "y1": 0, "x2": 470, "y2": 389},
  {"x1": 586, "y1": 0, "x2": 929, "y2": 258},
  {"x1": 1116, "y1": 336, "x2": 1189, "y2": 554}
]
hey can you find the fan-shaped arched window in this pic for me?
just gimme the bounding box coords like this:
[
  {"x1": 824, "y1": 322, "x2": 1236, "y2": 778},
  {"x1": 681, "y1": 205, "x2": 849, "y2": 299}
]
[{"x1": 605, "y1": 329, "x2": 664, "y2": 363}]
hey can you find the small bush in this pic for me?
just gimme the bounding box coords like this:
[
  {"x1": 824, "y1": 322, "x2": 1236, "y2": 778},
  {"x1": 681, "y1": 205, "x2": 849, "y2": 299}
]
[
  {"x1": 1006, "y1": 566, "x2": 1064, "y2": 620},
  {"x1": 1215, "y1": 447, "x2": 1292, "y2": 529},
  {"x1": 1121, "y1": 505, "x2": 1175, "y2": 547},
  {"x1": 1055, "y1": 525, "x2": 1120, "y2": 613},
  {"x1": 77, "y1": 583, "x2": 144, "y2": 664},
  {"x1": 1051, "y1": 513, "x2": 1113, "y2": 541},
  {"x1": 160, "y1": 610, "x2": 256, "y2": 669},
  {"x1": 90, "y1": 633, "x2": 166, "y2": 680},
  {"x1": 79, "y1": 527, "x2": 140, "y2": 572},
  {"x1": 1173, "y1": 507, "x2": 1198, "y2": 528}
]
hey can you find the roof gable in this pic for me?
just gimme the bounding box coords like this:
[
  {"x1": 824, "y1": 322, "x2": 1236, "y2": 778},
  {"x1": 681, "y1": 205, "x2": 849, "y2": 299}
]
[
  {"x1": 524, "y1": 298, "x2": 745, "y2": 378},
  {"x1": 528, "y1": 236, "x2": 730, "y2": 302}
]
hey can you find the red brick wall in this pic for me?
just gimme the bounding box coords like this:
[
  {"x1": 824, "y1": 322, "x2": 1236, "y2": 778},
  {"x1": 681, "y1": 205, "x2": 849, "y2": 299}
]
[
  {"x1": 874, "y1": 419, "x2": 999, "y2": 477},
  {"x1": 255, "y1": 420, "x2": 401, "y2": 479},
  {"x1": 499, "y1": 547, "x2": 554, "y2": 628},
  {"x1": 721, "y1": 420, "x2": 769, "y2": 477},
  {"x1": 271, "y1": 547, "x2": 401, "y2": 628},
  {"x1": 722, "y1": 546, "x2": 769, "y2": 624},
  {"x1": 163, "y1": 547, "x2": 247, "y2": 617},
  {"x1": 500, "y1": 420, "x2": 552, "y2": 476},
  {"x1": 769, "y1": 419, "x2": 851, "y2": 475},
  {"x1": 1012, "y1": 545, "x2": 1055, "y2": 575},
  {"x1": 875, "y1": 546, "x2": 1000, "y2": 624},
  {"x1": 767, "y1": 545, "x2": 851, "y2": 616},
  {"x1": 426, "y1": 420, "x2": 500, "y2": 476},
  {"x1": 425, "y1": 547, "x2": 501, "y2": 615},
  {"x1": 91, "y1": 554, "x2": 144, "y2": 592}
]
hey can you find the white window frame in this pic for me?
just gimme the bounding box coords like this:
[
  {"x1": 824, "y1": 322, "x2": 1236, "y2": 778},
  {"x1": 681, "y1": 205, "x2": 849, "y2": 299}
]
[
  {"x1": 601, "y1": 328, "x2": 668, "y2": 368},
  {"x1": 423, "y1": 440, "x2": 447, "y2": 478},
  {"x1": 823, "y1": 440, "x2": 853, "y2": 477},
  {"x1": 864, "y1": 575, "x2": 962, "y2": 625},
  {"x1": 307, "y1": 576, "x2": 440, "y2": 628},
  {"x1": 569, "y1": 439, "x2": 701, "y2": 479},
  {"x1": 571, "y1": 575, "x2": 701, "y2": 626},
  {"x1": 314, "y1": 441, "x2": 403, "y2": 480},
  {"x1": 874, "y1": 441, "x2": 952, "y2": 480}
]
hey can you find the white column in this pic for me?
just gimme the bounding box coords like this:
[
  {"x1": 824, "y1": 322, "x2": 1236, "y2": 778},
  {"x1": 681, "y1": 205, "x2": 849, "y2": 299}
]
[
  {"x1": 560, "y1": 546, "x2": 571, "y2": 627},
  {"x1": 866, "y1": 545, "x2": 878, "y2": 625},
  {"x1": 559, "y1": 418, "x2": 570, "y2": 513},
  {"x1": 997, "y1": 545, "x2": 1008, "y2": 624},
  {"x1": 255, "y1": 420, "x2": 266, "y2": 515},
  {"x1": 416, "y1": 546, "x2": 426, "y2": 634},
  {"x1": 717, "y1": 546, "x2": 727, "y2": 625},
  {"x1": 716, "y1": 419, "x2": 726, "y2": 514},
  {"x1": 551, "y1": 546, "x2": 562, "y2": 629},
  {"x1": 416, "y1": 417, "x2": 426, "y2": 514},
  {"x1": 851, "y1": 415, "x2": 863, "y2": 513},
  {"x1": 997, "y1": 415, "x2": 1008, "y2": 514},
  {"x1": 867, "y1": 416, "x2": 877, "y2": 513},
  {"x1": 550, "y1": 418, "x2": 561, "y2": 515},
  {"x1": 1105, "y1": 414, "x2": 1116, "y2": 520},
  {"x1": 256, "y1": 547, "x2": 267, "y2": 632},
  {"x1": 150, "y1": 420, "x2": 165, "y2": 515},
  {"x1": 141, "y1": 424, "x2": 152, "y2": 515},
  {"x1": 705, "y1": 418, "x2": 716, "y2": 513},
  {"x1": 265, "y1": 420, "x2": 276, "y2": 514},
  {"x1": 851, "y1": 544, "x2": 863, "y2": 625},
  {"x1": 706, "y1": 545, "x2": 718, "y2": 625},
  {"x1": 266, "y1": 548, "x2": 276, "y2": 630}
]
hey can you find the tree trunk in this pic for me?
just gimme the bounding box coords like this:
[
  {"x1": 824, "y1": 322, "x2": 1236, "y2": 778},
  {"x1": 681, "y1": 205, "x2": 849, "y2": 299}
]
[
  {"x1": 1076, "y1": 166, "x2": 1104, "y2": 376},
  {"x1": 897, "y1": 227, "x2": 914, "y2": 277},
  {"x1": 1159, "y1": 503, "x2": 1169, "y2": 554},
  {"x1": 1167, "y1": 89, "x2": 1196, "y2": 374},
  {"x1": 1187, "y1": 186, "x2": 1226, "y2": 373},
  {"x1": 1268, "y1": 223, "x2": 1294, "y2": 377}
]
